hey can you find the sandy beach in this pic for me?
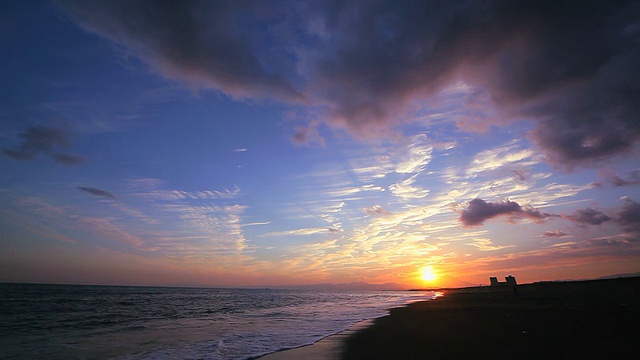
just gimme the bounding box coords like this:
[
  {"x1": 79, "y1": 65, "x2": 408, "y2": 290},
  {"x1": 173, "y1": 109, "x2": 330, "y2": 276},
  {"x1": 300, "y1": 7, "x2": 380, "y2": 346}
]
[
  {"x1": 261, "y1": 277, "x2": 640, "y2": 359},
  {"x1": 343, "y1": 277, "x2": 640, "y2": 359}
]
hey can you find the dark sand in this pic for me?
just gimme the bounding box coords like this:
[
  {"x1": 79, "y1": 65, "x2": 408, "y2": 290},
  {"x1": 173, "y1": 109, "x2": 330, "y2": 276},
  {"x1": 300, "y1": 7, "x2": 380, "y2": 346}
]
[{"x1": 342, "y1": 277, "x2": 640, "y2": 359}]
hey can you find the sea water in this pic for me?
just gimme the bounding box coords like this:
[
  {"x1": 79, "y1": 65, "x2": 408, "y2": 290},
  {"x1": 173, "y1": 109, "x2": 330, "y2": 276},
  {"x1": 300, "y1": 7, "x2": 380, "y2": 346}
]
[{"x1": 0, "y1": 283, "x2": 434, "y2": 359}]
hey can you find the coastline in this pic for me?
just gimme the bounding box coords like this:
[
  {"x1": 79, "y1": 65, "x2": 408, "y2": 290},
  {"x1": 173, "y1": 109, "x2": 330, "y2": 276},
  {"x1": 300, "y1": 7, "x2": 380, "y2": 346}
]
[
  {"x1": 257, "y1": 277, "x2": 640, "y2": 359},
  {"x1": 343, "y1": 277, "x2": 640, "y2": 359},
  {"x1": 255, "y1": 319, "x2": 375, "y2": 360}
]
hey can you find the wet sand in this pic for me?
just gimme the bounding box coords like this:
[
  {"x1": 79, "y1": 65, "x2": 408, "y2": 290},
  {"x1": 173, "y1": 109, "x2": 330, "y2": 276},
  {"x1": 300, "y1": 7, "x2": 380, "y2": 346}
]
[
  {"x1": 258, "y1": 320, "x2": 374, "y2": 360},
  {"x1": 259, "y1": 277, "x2": 640, "y2": 359}
]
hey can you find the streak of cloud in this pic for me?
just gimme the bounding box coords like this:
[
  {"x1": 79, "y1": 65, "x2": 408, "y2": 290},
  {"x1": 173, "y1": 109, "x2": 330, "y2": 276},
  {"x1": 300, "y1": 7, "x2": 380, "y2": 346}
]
[
  {"x1": 591, "y1": 170, "x2": 640, "y2": 188},
  {"x1": 2, "y1": 126, "x2": 84, "y2": 165},
  {"x1": 362, "y1": 205, "x2": 392, "y2": 217},
  {"x1": 262, "y1": 227, "x2": 340, "y2": 237},
  {"x1": 543, "y1": 230, "x2": 568, "y2": 238},
  {"x1": 76, "y1": 186, "x2": 116, "y2": 199}
]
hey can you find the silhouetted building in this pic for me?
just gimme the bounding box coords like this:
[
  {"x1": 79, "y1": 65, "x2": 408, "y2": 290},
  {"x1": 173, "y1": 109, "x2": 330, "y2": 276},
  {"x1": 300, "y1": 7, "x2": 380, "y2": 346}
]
[{"x1": 490, "y1": 275, "x2": 517, "y2": 286}]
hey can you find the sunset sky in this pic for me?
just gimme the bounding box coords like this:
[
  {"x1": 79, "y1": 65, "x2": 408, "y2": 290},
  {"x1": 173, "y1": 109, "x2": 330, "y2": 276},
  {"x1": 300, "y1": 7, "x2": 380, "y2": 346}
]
[{"x1": 1, "y1": 0, "x2": 639, "y2": 288}]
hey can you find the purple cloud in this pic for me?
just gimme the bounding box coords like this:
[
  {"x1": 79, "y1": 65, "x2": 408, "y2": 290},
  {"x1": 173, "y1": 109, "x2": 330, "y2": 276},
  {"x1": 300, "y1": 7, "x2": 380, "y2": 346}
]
[
  {"x1": 513, "y1": 170, "x2": 529, "y2": 182},
  {"x1": 564, "y1": 208, "x2": 611, "y2": 225},
  {"x1": 459, "y1": 198, "x2": 553, "y2": 227},
  {"x1": 77, "y1": 186, "x2": 116, "y2": 199},
  {"x1": 59, "y1": 1, "x2": 640, "y2": 166},
  {"x1": 2, "y1": 126, "x2": 84, "y2": 165},
  {"x1": 615, "y1": 197, "x2": 640, "y2": 234},
  {"x1": 592, "y1": 170, "x2": 640, "y2": 188}
]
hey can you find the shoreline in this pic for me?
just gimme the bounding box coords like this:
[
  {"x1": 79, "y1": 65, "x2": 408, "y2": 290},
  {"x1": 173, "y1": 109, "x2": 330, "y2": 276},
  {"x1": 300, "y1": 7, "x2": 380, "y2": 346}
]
[
  {"x1": 255, "y1": 319, "x2": 376, "y2": 360},
  {"x1": 255, "y1": 291, "x2": 438, "y2": 360},
  {"x1": 343, "y1": 277, "x2": 640, "y2": 359},
  {"x1": 257, "y1": 277, "x2": 640, "y2": 359}
]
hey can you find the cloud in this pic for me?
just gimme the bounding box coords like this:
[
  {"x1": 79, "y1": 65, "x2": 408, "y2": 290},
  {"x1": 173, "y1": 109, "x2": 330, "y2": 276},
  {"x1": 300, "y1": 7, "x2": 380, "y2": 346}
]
[
  {"x1": 58, "y1": 0, "x2": 302, "y2": 101},
  {"x1": 459, "y1": 198, "x2": 554, "y2": 226},
  {"x1": 615, "y1": 197, "x2": 640, "y2": 234},
  {"x1": 543, "y1": 230, "x2": 568, "y2": 238},
  {"x1": 563, "y1": 208, "x2": 611, "y2": 225},
  {"x1": 362, "y1": 205, "x2": 392, "y2": 217},
  {"x1": 292, "y1": 125, "x2": 325, "y2": 146},
  {"x1": 262, "y1": 227, "x2": 340, "y2": 237},
  {"x1": 388, "y1": 175, "x2": 429, "y2": 200},
  {"x1": 52, "y1": 153, "x2": 85, "y2": 165},
  {"x1": 143, "y1": 186, "x2": 241, "y2": 201},
  {"x1": 466, "y1": 140, "x2": 538, "y2": 177},
  {"x1": 395, "y1": 134, "x2": 432, "y2": 174},
  {"x1": 592, "y1": 169, "x2": 640, "y2": 188},
  {"x1": 76, "y1": 186, "x2": 116, "y2": 199},
  {"x1": 304, "y1": 0, "x2": 640, "y2": 164},
  {"x1": 2, "y1": 126, "x2": 84, "y2": 165},
  {"x1": 588, "y1": 234, "x2": 639, "y2": 247},
  {"x1": 513, "y1": 170, "x2": 529, "y2": 182},
  {"x1": 467, "y1": 238, "x2": 513, "y2": 251},
  {"x1": 59, "y1": 1, "x2": 640, "y2": 166}
]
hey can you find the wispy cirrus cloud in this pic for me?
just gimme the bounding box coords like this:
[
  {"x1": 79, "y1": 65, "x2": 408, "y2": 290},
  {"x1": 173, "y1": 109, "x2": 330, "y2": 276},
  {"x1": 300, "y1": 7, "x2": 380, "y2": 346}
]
[
  {"x1": 388, "y1": 174, "x2": 429, "y2": 200},
  {"x1": 394, "y1": 134, "x2": 433, "y2": 174},
  {"x1": 362, "y1": 205, "x2": 392, "y2": 217},
  {"x1": 466, "y1": 140, "x2": 539, "y2": 177},
  {"x1": 261, "y1": 227, "x2": 341, "y2": 238},
  {"x1": 467, "y1": 238, "x2": 514, "y2": 252},
  {"x1": 142, "y1": 186, "x2": 240, "y2": 201}
]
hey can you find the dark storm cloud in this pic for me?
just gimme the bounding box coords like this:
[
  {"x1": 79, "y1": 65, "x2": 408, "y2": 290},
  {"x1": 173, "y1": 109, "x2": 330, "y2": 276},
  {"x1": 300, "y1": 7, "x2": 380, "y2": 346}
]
[
  {"x1": 59, "y1": 0, "x2": 640, "y2": 165},
  {"x1": 58, "y1": 0, "x2": 302, "y2": 101},
  {"x1": 2, "y1": 126, "x2": 84, "y2": 165},
  {"x1": 76, "y1": 186, "x2": 116, "y2": 199},
  {"x1": 459, "y1": 198, "x2": 554, "y2": 227},
  {"x1": 564, "y1": 208, "x2": 612, "y2": 225}
]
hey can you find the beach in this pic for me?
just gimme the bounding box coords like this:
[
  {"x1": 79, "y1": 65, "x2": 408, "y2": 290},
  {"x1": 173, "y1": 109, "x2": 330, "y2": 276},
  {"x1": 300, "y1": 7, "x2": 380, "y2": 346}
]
[{"x1": 263, "y1": 277, "x2": 640, "y2": 359}]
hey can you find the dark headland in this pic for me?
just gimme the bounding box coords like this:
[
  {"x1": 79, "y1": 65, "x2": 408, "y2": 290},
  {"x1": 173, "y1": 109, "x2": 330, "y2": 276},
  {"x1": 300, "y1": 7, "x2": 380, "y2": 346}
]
[{"x1": 342, "y1": 276, "x2": 640, "y2": 359}]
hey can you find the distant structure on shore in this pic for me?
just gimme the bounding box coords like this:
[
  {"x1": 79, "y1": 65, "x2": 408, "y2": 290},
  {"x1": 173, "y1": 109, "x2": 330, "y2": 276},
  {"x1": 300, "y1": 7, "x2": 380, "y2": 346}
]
[{"x1": 489, "y1": 275, "x2": 517, "y2": 286}]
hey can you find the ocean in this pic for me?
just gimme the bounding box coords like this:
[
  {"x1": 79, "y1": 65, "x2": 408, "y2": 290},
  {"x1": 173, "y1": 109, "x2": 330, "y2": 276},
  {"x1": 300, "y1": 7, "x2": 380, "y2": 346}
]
[{"x1": 0, "y1": 283, "x2": 435, "y2": 360}]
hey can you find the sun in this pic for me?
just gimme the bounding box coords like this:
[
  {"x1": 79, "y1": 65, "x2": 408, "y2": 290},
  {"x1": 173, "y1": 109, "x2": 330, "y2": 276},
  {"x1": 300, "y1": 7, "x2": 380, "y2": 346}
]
[{"x1": 420, "y1": 265, "x2": 437, "y2": 283}]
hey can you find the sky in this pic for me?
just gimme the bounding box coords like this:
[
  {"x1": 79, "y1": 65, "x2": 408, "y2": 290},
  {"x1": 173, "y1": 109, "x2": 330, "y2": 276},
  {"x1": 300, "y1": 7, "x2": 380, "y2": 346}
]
[{"x1": 1, "y1": 0, "x2": 639, "y2": 288}]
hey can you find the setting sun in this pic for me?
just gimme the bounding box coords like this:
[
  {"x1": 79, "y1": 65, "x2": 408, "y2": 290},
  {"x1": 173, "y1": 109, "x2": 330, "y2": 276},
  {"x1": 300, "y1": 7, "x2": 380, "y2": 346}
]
[{"x1": 420, "y1": 266, "x2": 437, "y2": 283}]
